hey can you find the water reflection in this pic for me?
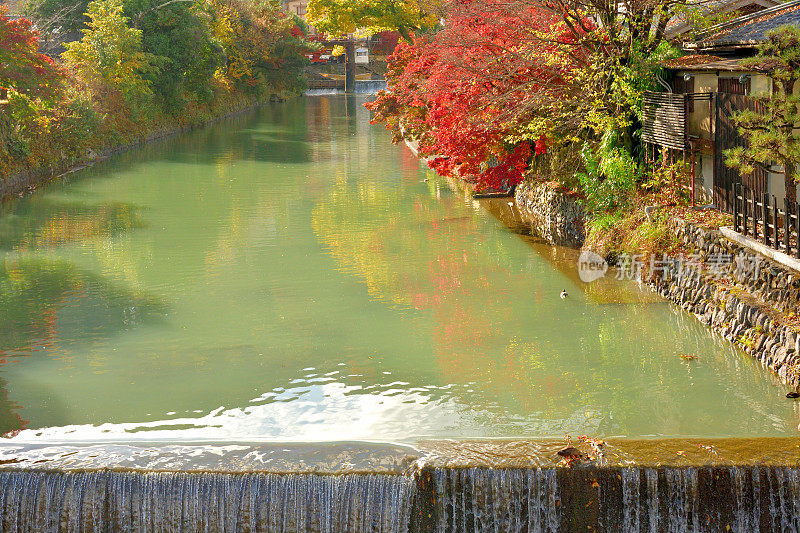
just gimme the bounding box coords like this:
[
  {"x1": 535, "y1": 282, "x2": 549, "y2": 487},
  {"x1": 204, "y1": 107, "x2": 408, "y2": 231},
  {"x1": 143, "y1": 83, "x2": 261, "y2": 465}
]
[
  {"x1": 312, "y1": 178, "x2": 783, "y2": 435},
  {"x1": 0, "y1": 96, "x2": 796, "y2": 442},
  {"x1": 0, "y1": 200, "x2": 144, "y2": 251}
]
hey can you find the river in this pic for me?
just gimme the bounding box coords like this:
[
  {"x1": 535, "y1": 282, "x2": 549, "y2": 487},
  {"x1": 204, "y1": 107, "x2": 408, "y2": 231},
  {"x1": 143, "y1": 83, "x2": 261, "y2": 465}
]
[{"x1": 0, "y1": 95, "x2": 795, "y2": 442}]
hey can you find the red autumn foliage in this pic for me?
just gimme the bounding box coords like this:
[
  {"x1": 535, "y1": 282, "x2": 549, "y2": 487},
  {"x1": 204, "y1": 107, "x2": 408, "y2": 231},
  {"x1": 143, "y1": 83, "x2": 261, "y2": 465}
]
[
  {"x1": 367, "y1": 0, "x2": 578, "y2": 190},
  {"x1": 0, "y1": 6, "x2": 63, "y2": 99}
]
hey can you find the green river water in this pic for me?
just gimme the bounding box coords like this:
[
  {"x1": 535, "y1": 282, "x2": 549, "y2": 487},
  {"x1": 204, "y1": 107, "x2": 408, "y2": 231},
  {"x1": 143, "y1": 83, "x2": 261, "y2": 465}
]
[{"x1": 0, "y1": 95, "x2": 796, "y2": 442}]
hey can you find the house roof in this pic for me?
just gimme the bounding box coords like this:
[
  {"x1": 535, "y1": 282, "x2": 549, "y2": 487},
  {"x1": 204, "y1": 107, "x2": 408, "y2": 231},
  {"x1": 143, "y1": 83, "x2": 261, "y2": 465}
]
[
  {"x1": 662, "y1": 55, "x2": 754, "y2": 71},
  {"x1": 665, "y1": 0, "x2": 780, "y2": 39},
  {"x1": 686, "y1": 0, "x2": 800, "y2": 51}
]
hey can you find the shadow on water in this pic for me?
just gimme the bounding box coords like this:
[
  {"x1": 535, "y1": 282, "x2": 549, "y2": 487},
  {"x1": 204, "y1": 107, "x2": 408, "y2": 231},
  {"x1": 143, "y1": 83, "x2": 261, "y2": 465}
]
[
  {"x1": 345, "y1": 95, "x2": 359, "y2": 135},
  {"x1": 15, "y1": 97, "x2": 366, "y2": 200},
  {"x1": 0, "y1": 258, "x2": 167, "y2": 355},
  {"x1": 163, "y1": 101, "x2": 313, "y2": 165}
]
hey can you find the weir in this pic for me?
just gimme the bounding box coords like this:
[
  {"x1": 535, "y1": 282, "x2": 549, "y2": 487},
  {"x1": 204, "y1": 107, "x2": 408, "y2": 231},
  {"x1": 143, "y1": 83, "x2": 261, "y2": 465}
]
[
  {"x1": 2, "y1": 465, "x2": 800, "y2": 531},
  {"x1": 0, "y1": 440, "x2": 799, "y2": 531},
  {"x1": 416, "y1": 465, "x2": 800, "y2": 532},
  {"x1": 0, "y1": 470, "x2": 414, "y2": 532}
]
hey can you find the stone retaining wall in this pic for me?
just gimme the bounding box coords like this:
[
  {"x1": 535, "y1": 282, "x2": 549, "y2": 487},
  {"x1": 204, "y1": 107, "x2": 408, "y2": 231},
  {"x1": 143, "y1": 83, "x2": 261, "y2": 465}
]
[
  {"x1": 651, "y1": 220, "x2": 800, "y2": 387},
  {"x1": 514, "y1": 180, "x2": 585, "y2": 247},
  {"x1": 514, "y1": 179, "x2": 800, "y2": 387}
]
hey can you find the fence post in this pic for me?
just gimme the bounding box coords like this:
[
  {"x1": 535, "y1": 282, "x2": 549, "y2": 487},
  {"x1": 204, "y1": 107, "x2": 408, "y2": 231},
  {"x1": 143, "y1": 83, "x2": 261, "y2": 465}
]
[
  {"x1": 785, "y1": 197, "x2": 791, "y2": 252},
  {"x1": 751, "y1": 187, "x2": 757, "y2": 238},
  {"x1": 733, "y1": 183, "x2": 740, "y2": 233},
  {"x1": 796, "y1": 201, "x2": 800, "y2": 259},
  {"x1": 774, "y1": 196, "x2": 780, "y2": 251},
  {"x1": 763, "y1": 192, "x2": 770, "y2": 246},
  {"x1": 743, "y1": 185, "x2": 750, "y2": 237}
]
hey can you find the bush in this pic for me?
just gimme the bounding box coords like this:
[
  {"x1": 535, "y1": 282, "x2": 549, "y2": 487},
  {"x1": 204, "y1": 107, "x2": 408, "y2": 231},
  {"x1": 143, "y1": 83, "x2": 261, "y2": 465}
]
[{"x1": 576, "y1": 132, "x2": 638, "y2": 214}]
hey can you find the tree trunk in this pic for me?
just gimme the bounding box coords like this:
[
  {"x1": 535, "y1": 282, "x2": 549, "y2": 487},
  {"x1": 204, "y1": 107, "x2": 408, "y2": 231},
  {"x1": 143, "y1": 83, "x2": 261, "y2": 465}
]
[
  {"x1": 786, "y1": 161, "x2": 797, "y2": 210},
  {"x1": 397, "y1": 25, "x2": 412, "y2": 43}
]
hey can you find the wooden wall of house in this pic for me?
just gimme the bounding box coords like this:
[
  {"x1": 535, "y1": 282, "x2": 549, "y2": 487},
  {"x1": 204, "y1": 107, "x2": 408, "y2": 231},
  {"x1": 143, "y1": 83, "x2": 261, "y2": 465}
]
[{"x1": 671, "y1": 71, "x2": 800, "y2": 206}]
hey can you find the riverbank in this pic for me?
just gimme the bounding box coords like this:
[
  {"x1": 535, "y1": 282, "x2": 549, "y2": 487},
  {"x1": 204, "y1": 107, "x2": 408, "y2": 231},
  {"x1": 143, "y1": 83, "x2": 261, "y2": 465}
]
[
  {"x1": 0, "y1": 94, "x2": 287, "y2": 202},
  {"x1": 0, "y1": 0, "x2": 310, "y2": 203},
  {"x1": 515, "y1": 179, "x2": 800, "y2": 390}
]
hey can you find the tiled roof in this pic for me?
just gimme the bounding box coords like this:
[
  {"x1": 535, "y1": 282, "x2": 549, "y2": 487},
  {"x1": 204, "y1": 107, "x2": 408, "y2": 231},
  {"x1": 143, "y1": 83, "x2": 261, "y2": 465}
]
[
  {"x1": 665, "y1": 0, "x2": 779, "y2": 36},
  {"x1": 661, "y1": 55, "x2": 772, "y2": 71},
  {"x1": 663, "y1": 54, "x2": 726, "y2": 68},
  {"x1": 687, "y1": 0, "x2": 800, "y2": 49}
]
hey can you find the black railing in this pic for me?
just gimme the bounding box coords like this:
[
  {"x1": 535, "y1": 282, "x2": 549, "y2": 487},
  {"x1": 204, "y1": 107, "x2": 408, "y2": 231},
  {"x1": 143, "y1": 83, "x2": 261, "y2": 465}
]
[{"x1": 733, "y1": 183, "x2": 800, "y2": 258}]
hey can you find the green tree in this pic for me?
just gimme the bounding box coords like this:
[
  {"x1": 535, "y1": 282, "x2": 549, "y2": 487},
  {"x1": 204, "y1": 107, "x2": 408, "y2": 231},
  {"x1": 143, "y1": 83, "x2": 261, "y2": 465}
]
[
  {"x1": 124, "y1": 0, "x2": 222, "y2": 110},
  {"x1": 206, "y1": 0, "x2": 308, "y2": 93},
  {"x1": 726, "y1": 24, "x2": 800, "y2": 201},
  {"x1": 21, "y1": 0, "x2": 91, "y2": 54},
  {"x1": 62, "y1": 0, "x2": 159, "y2": 100},
  {"x1": 306, "y1": 0, "x2": 441, "y2": 41}
]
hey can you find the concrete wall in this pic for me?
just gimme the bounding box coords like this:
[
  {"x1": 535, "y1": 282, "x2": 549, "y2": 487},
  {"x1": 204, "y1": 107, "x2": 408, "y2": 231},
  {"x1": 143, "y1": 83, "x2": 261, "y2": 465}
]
[
  {"x1": 697, "y1": 153, "x2": 715, "y2": 203},
  {"x1": 683, "y1": 72, "x2": 717, "y2": 140},
  {"x1": 514, "y1": 180, "x2": 585, "y2": 247}
]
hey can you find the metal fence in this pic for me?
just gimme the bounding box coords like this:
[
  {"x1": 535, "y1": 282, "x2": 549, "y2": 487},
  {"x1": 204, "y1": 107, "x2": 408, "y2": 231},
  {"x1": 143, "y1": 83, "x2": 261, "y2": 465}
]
[{"x1": 732, "y1": 182, "x2": 800, "y2": 258}]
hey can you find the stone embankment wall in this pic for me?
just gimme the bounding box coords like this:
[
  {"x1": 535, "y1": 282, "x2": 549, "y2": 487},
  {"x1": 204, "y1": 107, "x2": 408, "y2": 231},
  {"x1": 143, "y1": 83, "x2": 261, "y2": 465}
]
[
  {"x1": 514, "y1": 179, "x2": 800, "y2": 388},
  {"x1": 514, "y1": 180, "x2": 585, "y2": 247},
  {"x1": 652, "y1": 220, "x2": 800, "y2": 388}
]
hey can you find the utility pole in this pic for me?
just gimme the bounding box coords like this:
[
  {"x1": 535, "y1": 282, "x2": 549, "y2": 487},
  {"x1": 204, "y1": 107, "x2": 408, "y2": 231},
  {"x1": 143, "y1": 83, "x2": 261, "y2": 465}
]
[
  {"x1": 0, "y1": 88, "x2": 9, "y2": 148},
  {"x1": 344, "y1": 38, "x2": 356, "y2": 94}
]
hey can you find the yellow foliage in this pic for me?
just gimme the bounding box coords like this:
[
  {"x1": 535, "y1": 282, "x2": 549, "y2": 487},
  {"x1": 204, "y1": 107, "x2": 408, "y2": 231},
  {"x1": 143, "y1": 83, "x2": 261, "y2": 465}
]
[{"x1": 307, "y1": 0, "x2": 441, "y2": 41}]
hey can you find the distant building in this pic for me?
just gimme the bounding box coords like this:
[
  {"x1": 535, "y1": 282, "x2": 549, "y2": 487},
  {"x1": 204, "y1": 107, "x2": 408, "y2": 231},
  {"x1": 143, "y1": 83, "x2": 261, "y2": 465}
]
[
  {"x1": 355, "y1": 47, "x2": 369, "y2": 64},
  {"x1": 4, "y1": 0, "x2": 22, "y2": 18},
  {"x1": 665, "y1": 0, "x2": 780, "y2": 40},
  {"x1": 283, "y1": 0, "x2": 308, "y2": 19}
]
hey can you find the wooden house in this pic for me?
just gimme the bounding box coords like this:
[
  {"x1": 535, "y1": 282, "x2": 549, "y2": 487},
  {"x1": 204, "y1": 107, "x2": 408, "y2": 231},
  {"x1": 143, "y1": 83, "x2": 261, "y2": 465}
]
[{"x1": 652, "y1": 0, "x2": 800, "y2": 211}]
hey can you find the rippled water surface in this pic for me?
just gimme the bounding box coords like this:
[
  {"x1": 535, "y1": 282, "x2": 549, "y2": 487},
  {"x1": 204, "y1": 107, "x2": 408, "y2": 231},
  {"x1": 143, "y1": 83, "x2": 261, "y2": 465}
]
[{"x1": 0, "y1": 95, "x2": 797, "y2": 441}]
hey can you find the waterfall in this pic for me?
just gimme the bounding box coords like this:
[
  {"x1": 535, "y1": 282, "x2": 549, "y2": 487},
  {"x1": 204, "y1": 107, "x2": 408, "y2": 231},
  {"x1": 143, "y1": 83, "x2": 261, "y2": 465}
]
[
  {"x1": 353, "y1": 81, "x2": 387, "y2": 95},
  {"x1": 425, "y1": 467, "x2": 559, "y2": 532},
  {"x1": 0, "y1": 471, "x2": 415, "y2": 533},
  {"x1": 416, "y1": 466, "x2": 800, "y2": 532},
  {"x1": 1, "y1": 465, "x2": 800, "y2": 531},
  {"x1": 306, "y1": 80, "x2": 387, "y2": 97}
]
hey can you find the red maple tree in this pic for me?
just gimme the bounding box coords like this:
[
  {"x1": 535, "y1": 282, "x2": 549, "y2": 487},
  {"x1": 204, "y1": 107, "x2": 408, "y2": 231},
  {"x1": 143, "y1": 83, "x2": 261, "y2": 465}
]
[
  {"x1": 367, "y1": 0, "x2": 579, "y2": 190},
  {"x1": 0, "y1": 6, "x2": 63, "y2": 99}
]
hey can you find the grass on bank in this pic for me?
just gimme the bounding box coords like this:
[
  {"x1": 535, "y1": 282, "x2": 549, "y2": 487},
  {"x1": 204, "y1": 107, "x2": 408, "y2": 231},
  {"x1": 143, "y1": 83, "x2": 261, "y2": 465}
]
[{"x1": 528, "y1": 150, "x2": 733, "y2": 263}]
